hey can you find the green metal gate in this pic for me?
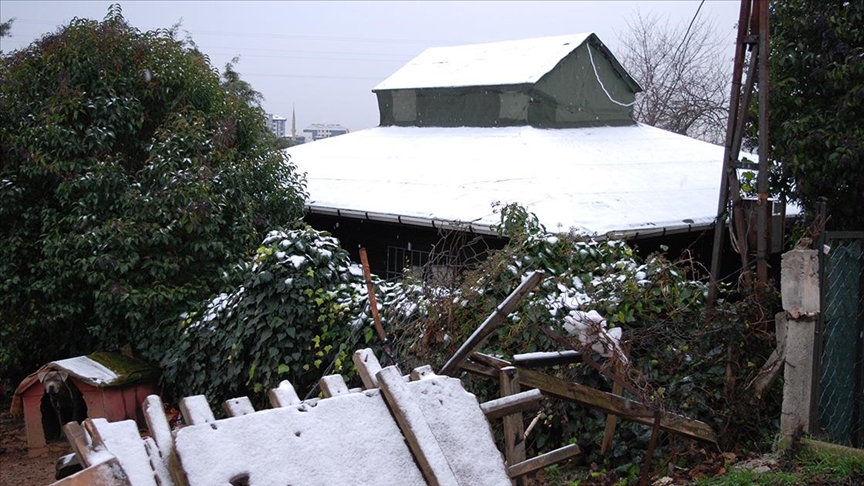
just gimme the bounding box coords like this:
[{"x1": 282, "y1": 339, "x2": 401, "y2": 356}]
[{"x1": 815, "y1": 231, "x2": 864, "y2": 448}]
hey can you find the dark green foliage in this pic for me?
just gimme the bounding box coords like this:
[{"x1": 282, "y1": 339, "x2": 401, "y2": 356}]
[
  {"x1": 391, "y1": 204, "x2": 780, "y2": 477},
  {"x1": 162, "y1": 228, "x2": 375, "y2": 409},
  {"x1": 768, "y1": 0, "x2": 864, "y2": 229},
  {"x1": 0, "y1": 6, "x2": 306, "y2": 376}
]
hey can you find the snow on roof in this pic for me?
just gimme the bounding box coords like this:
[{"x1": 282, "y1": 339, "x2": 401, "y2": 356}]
[
  {"x1": 373, "y1": 33, "x2": 593, "y2": 91},
  {"x1": 48, "y1": 356, "x2": 119, "y2": 385},
  {"x1": 286, "y1": 124, "x2": 748, "y2": 238}
]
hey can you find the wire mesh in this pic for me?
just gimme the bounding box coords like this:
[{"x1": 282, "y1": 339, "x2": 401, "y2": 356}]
[{"x1": 817, "y1": 237, "x2": 864, "y2": 448}]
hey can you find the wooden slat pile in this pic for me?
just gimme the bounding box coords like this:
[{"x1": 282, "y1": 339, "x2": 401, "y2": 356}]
[{"x1": 50, "y1": 348, "x2": 563, "y2": 486}]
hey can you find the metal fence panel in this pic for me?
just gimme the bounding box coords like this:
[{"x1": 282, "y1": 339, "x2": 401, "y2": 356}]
[{"x1": 817, "y1": 236, "x2": 864, "y2": 448}]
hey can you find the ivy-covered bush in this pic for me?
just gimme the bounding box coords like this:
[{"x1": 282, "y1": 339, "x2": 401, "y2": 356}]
[
  {"x1": 388, "y1": 204, "x2": 778, "y2": 476},
  {"x1": 0, "y1": 6, "x2": 306, "y2": 376},
  {"x1": 162, "y1": 227, "x2": 377, "y2": 409}
]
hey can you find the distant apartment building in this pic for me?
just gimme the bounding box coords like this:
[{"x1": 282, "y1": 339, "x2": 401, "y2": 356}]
[
  {"x1": 266, "y1": 113, "x2": 287, "y2": 138},
  {"x1": 303, "y1": 124, "x2": 349, "y2": 142}
]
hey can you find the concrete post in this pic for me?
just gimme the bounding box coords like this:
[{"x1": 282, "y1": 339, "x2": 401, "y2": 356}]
[{"x1": 780, "y1": 249, "x2": 820, "y2": 438}]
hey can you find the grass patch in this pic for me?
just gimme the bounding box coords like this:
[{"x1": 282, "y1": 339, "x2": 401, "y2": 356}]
[{"x1": 696, "y1": 440, "x2": 864, "y2": 486}]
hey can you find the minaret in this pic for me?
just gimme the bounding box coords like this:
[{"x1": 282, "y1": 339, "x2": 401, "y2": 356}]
[{"x1": 291, "y1": 104, "x2": 296, "y2": 139}]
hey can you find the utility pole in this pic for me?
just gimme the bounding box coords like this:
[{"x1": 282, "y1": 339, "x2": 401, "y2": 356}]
[{"x1": 707, "y1": 0, "x2": 771, "y2": 310}]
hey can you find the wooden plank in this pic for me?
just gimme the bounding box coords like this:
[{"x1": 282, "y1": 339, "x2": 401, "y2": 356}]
[
  {"x1": 507, "y1": 444, "x2": 581, "y2": 478},
  {"x1": 601, "y1": 382, "x2": 624, "y2": 454},
  {"x1": 141, "y1": 395, "x2": 182, "y2": 486},
  {"x1": 481, "y1": 389, "x2": 543, "y2": 421},
  {"x1": 85, "y1": 418, "x2": 159, "y2": 486},
  {"x1": 319, "y1": 375, "x2": 350, "y2": 398},
  {"x1": 376, "y1": 366, "x2": 460, "y2": 486},
  {"x1": 222, "y1": 397, "x2": 255, "y2": 417},
  {"x1": 517, "y1": 367, "x2": 716, "y2": 443},
  {"x1": 178, "y1": 396, "x2": 215, "y2": 426},
  {"x1": 353, "y1": 348, "x2": 383, "y2": 389},
  {"x1": 50, "y1": 457, "x2": 131, "y2": 486},
  {"x1": 62, "y1": 421, "x2": 96, "y2": 467},
  {"x1": 269, "y1": 380, "x2": 301, "y2": 407},
  {"x1": 499, "y1": 367, "x2": 526, "y2": 479},
  {"x1": 143, "y1": 437, "x2": 175, "y2": 486},
  {"x1": 512, "y1": 350, "x2": 583, "y2": 368},
  {"x1": 439, "y1": 270, "x2": 544, "y2": 376},
  {"x1": 463, "y1": 355, "x2": 717, "y2": 444},
  {"x1": 410, "y1": 365, "x2": 435, "y2": 381}
]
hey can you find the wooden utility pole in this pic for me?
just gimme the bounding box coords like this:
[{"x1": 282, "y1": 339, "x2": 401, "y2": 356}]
[{"x1": 708, "y1": 0, "x2": 771, "y2": 310}]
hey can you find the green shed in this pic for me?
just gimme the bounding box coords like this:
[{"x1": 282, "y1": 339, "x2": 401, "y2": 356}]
[{"x1": 373, "y1": 33, "x2": 642, "y2": 128}]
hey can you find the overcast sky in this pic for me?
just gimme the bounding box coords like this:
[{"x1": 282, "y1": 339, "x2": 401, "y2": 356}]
[{"x1": 1, "y1": 1, "x2": 741, "y2": 132}]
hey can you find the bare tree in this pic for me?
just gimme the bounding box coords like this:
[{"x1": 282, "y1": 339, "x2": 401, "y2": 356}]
[{"x1": 617, "y1": 12, "x2": 732, "y2": 144}]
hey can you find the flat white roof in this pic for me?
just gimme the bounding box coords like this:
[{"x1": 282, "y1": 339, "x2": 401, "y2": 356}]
[
  {"x1": 373, "y1": 33, "x2": 593, "y2": 91},
  {"x1": 286, "y1": 124, "x2": 751, "y2": 238}
]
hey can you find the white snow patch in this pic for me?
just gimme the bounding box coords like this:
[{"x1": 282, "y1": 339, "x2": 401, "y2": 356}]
[{"x1": 48, "y1": 356, "x2": 118, "y2": 385}]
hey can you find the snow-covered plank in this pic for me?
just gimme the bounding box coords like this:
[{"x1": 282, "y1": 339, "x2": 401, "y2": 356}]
[
  {"x1": 142, "y1": 438, "x2": 173, "y2": 486},
  {"x1": 352, "y1": 348, "x2": 382, "y2": 389},
  {"x1": 269, "y1": 380, "x2": 301, "y2": 407},
  {"x1": 376, "y1": 366, "x2": 460, "y2": 486},
  {"x1": 179, "y1": 395, "x2": 215, "y2": 425},
  {"x1": 319, "y1": 375, "x2": 349, "y2": 398},
  {"x1": 141, "y1": 395, "x2": 177, "y2": 485},
  {"x1": 62, "y1": 421, "x2": 98, "y2": 467},
  {"x1": 85, "y1": 418, "x2": 158, "y2": 486},
  {"x1": 222, "y1": 396, "x2": 255, "y2": 417},
  {"x1": 512, "y1": 350, "x2": 583, "y2": 368},
  {"x1": 173, "y1": 389, "x2": 426, "y2": 485},
  {"x1": 481, "y1": 389, "x2": 543, "y2": 421},
  {"x1": 409, "y1": 365, "x2": 434, "y2": 381}
]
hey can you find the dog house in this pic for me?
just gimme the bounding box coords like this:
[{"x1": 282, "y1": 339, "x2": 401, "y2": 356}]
[{"x1": 9, "y1": 351, "x2": 160, "y2": 453}]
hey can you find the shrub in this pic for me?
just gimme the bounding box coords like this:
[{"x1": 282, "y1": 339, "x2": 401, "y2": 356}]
[
  {"x1": 389, "y1": 204, "x2": 779, "y2": 475},
  {"x1": 162, "y1": 227, "x2": 378, "y2": 408},
  {"x1": 0, "y1": 5, "x2": 305, "y2": 375}
]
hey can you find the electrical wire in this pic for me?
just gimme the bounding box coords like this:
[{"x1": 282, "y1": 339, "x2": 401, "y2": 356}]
[
  {"x1": 586, "y1": 42, "x2": 637, "y2": 108},
  {"x1": 671, "y1": 0, "x2": 707, "y2": 65}
]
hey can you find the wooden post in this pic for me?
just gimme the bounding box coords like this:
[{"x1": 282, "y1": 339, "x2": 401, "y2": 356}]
[
  {"x1": 500, "y1": 366, "x2": 526, "y2": 484},
  {"x1": 639, "y1": 412, "x2": 663, "y2": 486},
  {"x1": 600, "y1": 382, "x2": 624, "y2": 454}
]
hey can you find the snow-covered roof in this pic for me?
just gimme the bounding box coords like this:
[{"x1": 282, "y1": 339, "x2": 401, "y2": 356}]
[
  {"x1": 374, "y1": 33, "x2": 595, "y2": 91},
  {"x1": 287, "y1": 124, "x2": 752, "y2": 239}
]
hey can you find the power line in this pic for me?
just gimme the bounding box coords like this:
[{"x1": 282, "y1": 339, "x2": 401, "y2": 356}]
[{"x1": 671, "y1": 0, "x2": 706, "y2": 63}]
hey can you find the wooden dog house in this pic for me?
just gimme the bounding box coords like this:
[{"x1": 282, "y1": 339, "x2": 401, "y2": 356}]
[{"x1": 9, "y1": 351, "x2": 160, "y2": 454}]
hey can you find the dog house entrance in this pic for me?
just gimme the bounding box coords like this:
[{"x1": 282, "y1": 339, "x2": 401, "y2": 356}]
[{"x1": 39, "y1": 378, "x2": 87, "y2": 441}]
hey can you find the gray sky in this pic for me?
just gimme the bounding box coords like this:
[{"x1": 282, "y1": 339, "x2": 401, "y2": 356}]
[{"x1": 0, "y1": 1, "x2": 741, "y2": 132}]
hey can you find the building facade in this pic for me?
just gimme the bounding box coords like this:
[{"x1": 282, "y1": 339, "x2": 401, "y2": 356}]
[
  {"x1": 303, "y1": 124, "x2": 349, "y2": 142},
  {"x1": 266, "y1": 113, "x2": 287, "y2": 138}
]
